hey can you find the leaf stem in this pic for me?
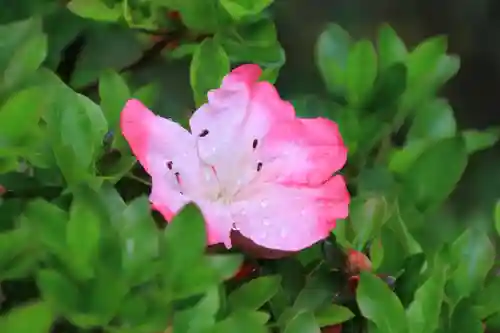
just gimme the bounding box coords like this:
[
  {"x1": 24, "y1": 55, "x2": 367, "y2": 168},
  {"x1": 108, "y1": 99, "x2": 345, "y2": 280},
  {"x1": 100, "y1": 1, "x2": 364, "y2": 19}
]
[{"x1": 126, "y1": 173, "x2": 152, "y2": 186}]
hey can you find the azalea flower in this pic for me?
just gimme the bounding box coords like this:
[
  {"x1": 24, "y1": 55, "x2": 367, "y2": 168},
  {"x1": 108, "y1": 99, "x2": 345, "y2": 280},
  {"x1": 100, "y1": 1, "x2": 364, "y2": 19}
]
[{"x1": 120, "y1": 64, "x2": 349, "y2": 252}]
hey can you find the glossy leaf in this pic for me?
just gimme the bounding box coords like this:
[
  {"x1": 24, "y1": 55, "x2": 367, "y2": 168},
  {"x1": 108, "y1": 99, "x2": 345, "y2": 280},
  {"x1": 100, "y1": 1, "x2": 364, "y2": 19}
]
[
  {"x1": 463, "y1": 127, "x2": 500, "y2": 154},
  {"x1": 350, "y1": 196, "x2": 389, "y2": 250},
  {"x1": 284, "y1": 311, "x2": 321, "y2": 333},
  {"x1": 448, "y1": 229, "x2": 495, "y2": 303},
  {"x1": 346, "y1": 40, "x2": 378, "y2": 106},
  {"x1": 407, "y1": 99, "x2": 457, "y2": 142},
  {"x1": 67, "y1": 0, "x2": 121, "y2": 22},
  {"x1": 314, "y1": 304, "x2": 355, "y2": 327},
  {"x1": 190, "y1": 38, "x2": 230, "y2": 106},
  {"x1": 2, "y1": 20, "x2": 47, "y2": 91},
  {"x1": 66, "y1": 195, "x2": 102, "y2": 280},
  {"x1": 228, "y1": 275, "x2": 281, "y2": 310},
  {"x1": 377, "y1": 24, "x2": 407, "y2": 70},
  {"x1": 402, "y1": 137, "x2": 467, "y2": 209},
  {"x1": 315, "y1": 24, "x2": 351, "y2": 95},
  {"x1": 0, "y1": 302, "x2": 54, "y2": 333},
  {"x1": 220, "y1": 0, "x2": 273, "y2": 20},
  {"x1": 162, "y1": 204, "x2": 207, "y2": 278},
  {"x1": 99, "y1": 70, "x2": 130, "y2": 130},
  {"x1": 356, "y1": 272, "x2": 408, "y2": 333},
  {"x1": 406, "y1": 265, "x2": 447, "y2": 333}
]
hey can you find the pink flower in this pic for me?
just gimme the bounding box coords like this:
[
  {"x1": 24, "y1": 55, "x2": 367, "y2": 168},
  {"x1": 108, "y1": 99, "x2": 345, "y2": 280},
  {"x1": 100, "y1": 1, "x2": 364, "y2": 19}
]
[{"x1": 120, "y1": 64, "x2": 349, "y2": 252}]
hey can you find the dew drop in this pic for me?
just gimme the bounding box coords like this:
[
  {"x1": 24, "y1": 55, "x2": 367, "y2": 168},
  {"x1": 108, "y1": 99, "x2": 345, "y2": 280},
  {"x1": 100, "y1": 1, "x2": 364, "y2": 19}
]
[
  {"x1": 263, "y1": 218, "x2": 270, "y2": 226},
  {"x1": 261, "y1": 200, "x2": 269, "y2": 208},
  {"x1": 280, "y1": 228, "x2": 287, "y2": 238}
]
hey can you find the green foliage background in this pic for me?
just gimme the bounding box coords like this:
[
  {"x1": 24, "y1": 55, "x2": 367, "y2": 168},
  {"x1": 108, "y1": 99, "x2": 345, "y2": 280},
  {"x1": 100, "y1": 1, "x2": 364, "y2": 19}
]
[{"x1": 1, "y1": 0, "x2": 500, "y2": 333}]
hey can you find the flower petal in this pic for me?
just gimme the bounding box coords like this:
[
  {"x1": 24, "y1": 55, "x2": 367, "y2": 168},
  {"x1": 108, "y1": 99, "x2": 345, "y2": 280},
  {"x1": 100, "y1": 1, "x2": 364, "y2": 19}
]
[
  {"x1": 196, "y1": 200, "x2": 234, "y2": 247},
  {"x1": 189, "y1": 65, "x2": 295, "y2": 196},
  {"x1": 121, "y1": 99, "x2": 218, "y2": 219},
  {"x1": 260, "y1": 117, "x2": 347, "y2": 186},
  {"x1": 231, "y1": 175, "x2": 349, "y2": 251}
]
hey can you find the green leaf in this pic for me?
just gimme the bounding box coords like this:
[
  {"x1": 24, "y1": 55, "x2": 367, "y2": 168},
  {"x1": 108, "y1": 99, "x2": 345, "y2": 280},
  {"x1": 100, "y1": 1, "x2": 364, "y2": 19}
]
[
  {"x1": 209, "y1": 310, "x2": 269, "y2": 333},
  {"x1": 377, "y1": 24, "x2": 407, "y2": 70},
  {"x1": 216, "y1": 19, "x2": 284, "y2": 65},
  {"x1": 449, "y1": 299, "x2": 483, "y2": 333},
  {"x1": 163, "y1": 204, "x2": 207, "y2": 278},
  {"x1": 394, "y1": 253, "x2": 426, "y2": 307},
  {"x1": 66, "y1": 195, "x2": 102, "y2": 280},
  {"x1": 368, "y1": 63, "x2": 407, "y2": 117},
  {"x1": 462, "y1": 127, "x2": 500, "y2": 154},
  {"x1": 118, "y1": 197, "x2": 159, "y2": 284},
  {"x1": 173, "y1": 286, "x2": 220, "y2": 332},
  {"x1": 47, "y1": 83, "x2": 108, "y2": 186},
  {"x1": 70, "y1": 26, "x2": 144, "y2": 89},
  {"x1": 170, "y1": 0, "x2": 232, "y2": 32},
  {"x1": 448, "y1": 229, "x2": 495, "y2": 303},
  {"x1": 407, "y1": 99, "x2": 456, "y2": 142},
  {"x1": 406, "y1": 265, "x2": 447, "y2": 333},
  {"x1": 350, "y1": 196, "x2": 389, "y2": 250},
  {"x1": 0, "y1": 87, "x2": 48, "y2": 143},
  {"x1": 284, "y1": 311, "x2": 321, "y2": 333},
  {"x1": 22, "y1": 199, "x2": 68, "y2": 256},
  {"x1": 67, "y1": 0, "x2": 121, "y2": 22},
  {"x1": 190, "y1": 38, "x2": 230, "y2": 107},
  {"x1": 0, "y1": 18, "x2": 42, "y2": 70},
  {"x1": 388, "y1": 140, "x2": 429, "y2": 175},
  {"x1": 220, "y1": 0, "x2": 273, "y2": 20},
  {"x1": 314, "y1": 304, "x2": 355, "y2": 327},
  {"x1": 293, "y1": 267, "x2": 337, "y2": 312},
  {"x1": 99, "y1": 70, "x2": 130, "y2": 130},
  {"x1": 407, "y1": 36, "x2": 447, "y2": 85},
  {"x1": 228, "y1": 275, "x2": 281, "y2": 310},
  {"x1": 207, "y1": 254, "x2": 243, "y2": 280},
  {"x1": 346, "y1": 40, "x2": 377, "y2": 106},
  {"x1": 2, "y1": 23, "x2": 47, "y2": 91},
  {"x1": 402, "y1": 137, "x2": 467, "y2": 209},
  {"x1": 0, "y1": 302, "x2": 54, "y2": 333},
  {"x1": 474, "y1": 277, "x2": 500, "y2": 319},
  {"x1": 37, "y1": 269, "x2": 79, "y2": 315},
  {"x1": 356, "y1": 272, "x2": 408, "y2": 333},
  {"x1": 315, "y1": 24, "x2": 351, "y2": 95}
]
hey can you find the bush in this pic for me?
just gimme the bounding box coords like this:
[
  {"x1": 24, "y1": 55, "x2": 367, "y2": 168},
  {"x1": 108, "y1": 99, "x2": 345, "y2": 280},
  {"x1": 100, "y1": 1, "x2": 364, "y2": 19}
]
[{"x1": 0, "y1": 1, "x2": 499, "y2": 333}]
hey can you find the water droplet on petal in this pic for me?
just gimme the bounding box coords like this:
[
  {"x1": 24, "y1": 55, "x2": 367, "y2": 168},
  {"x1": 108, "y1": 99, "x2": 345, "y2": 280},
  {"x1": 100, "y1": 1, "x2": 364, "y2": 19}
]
[
  {"x1": 263, "y1": 218, "x2": 270, "y2": 226},
  {"x1": 280, "y1": 228, "x2": 287, "y2": 238},
  {"x1": 261, "y1": 200, "x2": 269, "y2": 208}
]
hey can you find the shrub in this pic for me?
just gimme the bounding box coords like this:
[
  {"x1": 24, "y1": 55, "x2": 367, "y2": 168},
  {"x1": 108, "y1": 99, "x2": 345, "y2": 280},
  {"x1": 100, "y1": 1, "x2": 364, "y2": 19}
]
[{"x1": 0, "y1": 1, "x2": 499, "y2": 333}]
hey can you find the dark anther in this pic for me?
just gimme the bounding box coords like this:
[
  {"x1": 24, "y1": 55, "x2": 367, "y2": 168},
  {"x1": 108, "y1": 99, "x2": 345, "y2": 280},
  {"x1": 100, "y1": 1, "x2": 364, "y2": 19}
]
[
  {"x1": 199, "y1": 129, "x2": 209, "y2": 137},
  {"x1": 252, "y1": 139, "x2": 258, "y2": 149},
  {"x1": 167, "y1": 161, "x2": 173, "y2": 170},
  {"x1": 175, "y1": 172, "x2": 180, "y2": 177},
  {"x1": 257, "y1": 162, "x2": 263, "y2": 172}
]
